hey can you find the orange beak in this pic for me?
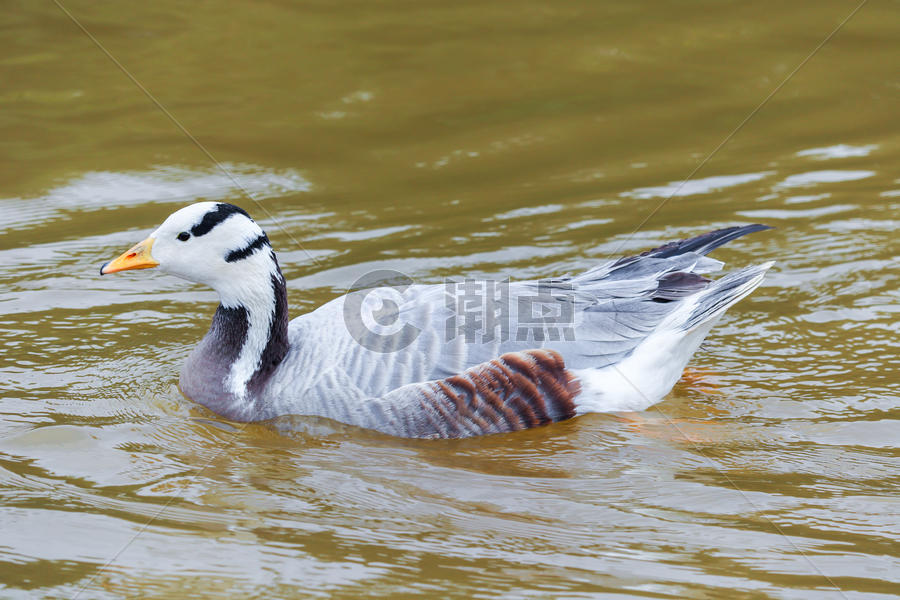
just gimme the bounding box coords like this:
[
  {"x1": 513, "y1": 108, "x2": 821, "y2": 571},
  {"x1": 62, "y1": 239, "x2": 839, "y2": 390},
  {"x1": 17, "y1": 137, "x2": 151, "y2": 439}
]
[{"x1": 100, "y1": 237, "x2": 159, "y2": 275}]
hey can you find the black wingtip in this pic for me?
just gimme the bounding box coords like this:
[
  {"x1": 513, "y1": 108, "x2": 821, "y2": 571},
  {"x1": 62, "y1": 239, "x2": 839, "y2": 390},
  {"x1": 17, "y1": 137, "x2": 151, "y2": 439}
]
[{"x1": 641, "y1": 224, "x2": 773, "y2": 259}]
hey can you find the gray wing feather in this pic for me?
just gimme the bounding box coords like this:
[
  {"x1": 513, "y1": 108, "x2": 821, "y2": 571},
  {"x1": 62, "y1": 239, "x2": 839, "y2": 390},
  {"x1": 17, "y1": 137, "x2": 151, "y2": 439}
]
[
  {"x1": 280, "y1": 226, "x2": 768, "y2": 402},
  {"x1": 286, "y1": 251, "x2": 707, "y2": 395}
]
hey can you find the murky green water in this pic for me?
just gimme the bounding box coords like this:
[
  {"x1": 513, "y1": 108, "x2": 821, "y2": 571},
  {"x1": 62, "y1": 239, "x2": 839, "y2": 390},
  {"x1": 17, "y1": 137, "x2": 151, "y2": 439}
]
[{"x1": 1, "y1": 1, "x2": 898, "y2": 598}]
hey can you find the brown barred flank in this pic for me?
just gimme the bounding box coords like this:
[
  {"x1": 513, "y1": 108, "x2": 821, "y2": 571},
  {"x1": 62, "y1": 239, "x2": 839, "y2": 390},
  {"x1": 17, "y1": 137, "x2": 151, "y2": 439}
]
[{"x1": 412, "y1": 350, "x2": 582, "y2": 438}]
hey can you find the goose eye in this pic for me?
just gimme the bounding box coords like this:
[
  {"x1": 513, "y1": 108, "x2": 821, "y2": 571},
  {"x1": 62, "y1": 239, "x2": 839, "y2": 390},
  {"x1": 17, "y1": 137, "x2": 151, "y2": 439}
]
[{"x1": 177, "y1": 232, "x2": 191, "y2": 242}]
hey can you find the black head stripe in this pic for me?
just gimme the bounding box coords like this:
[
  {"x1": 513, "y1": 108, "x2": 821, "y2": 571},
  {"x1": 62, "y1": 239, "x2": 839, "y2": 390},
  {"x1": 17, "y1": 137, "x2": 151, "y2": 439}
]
[
  {"x1": 226, "y1": 233, "x2": 270, "y2": 263},
  {"x1": 191, "y1": 203, "x2": 251, "y2": 237}
]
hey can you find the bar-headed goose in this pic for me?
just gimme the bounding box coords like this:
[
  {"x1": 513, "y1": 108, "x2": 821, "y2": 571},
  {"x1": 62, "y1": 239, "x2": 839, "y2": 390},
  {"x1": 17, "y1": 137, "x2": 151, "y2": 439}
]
[{"x1": 101, "y1": 202, "x2": 772, "y2": 438}]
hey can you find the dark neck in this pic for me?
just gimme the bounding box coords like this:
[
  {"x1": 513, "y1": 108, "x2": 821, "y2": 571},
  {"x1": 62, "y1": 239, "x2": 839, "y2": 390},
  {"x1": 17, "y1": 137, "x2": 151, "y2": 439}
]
[
  {"x1": 246, "y1": 272, "x2": 290, "y2": 393},
  {"x1": 180, "y1": 269, "x2": 290, "y2": 420}
]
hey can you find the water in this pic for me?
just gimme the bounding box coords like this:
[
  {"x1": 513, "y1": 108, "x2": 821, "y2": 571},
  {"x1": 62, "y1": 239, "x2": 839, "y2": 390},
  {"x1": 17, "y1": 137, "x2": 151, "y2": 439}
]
[{"x1": 1, "y1": 1, "x2": 898, "y2": 598}]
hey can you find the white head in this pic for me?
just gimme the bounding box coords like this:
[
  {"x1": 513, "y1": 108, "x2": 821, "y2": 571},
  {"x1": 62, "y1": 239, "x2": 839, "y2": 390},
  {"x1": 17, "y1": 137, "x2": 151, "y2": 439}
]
[{"x1": 101, "y1": 202, "x2": 280, "y2": 308}]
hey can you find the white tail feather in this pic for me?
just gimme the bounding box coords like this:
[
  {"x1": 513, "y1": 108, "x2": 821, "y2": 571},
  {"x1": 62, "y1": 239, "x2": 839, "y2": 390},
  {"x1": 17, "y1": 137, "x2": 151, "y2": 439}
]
[{"x1": 573, "y1": 262, "x2": 773, "y2": 413}]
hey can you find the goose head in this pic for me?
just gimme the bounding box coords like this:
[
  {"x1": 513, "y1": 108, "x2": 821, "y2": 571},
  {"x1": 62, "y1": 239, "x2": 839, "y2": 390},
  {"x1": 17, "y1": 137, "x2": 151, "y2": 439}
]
[
  {"x1": 101, "y1": 202, "x2": 280, "y2": 308},
  {"x1": 101, "y1": 202, "x2": 290, "y2": 415}
]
